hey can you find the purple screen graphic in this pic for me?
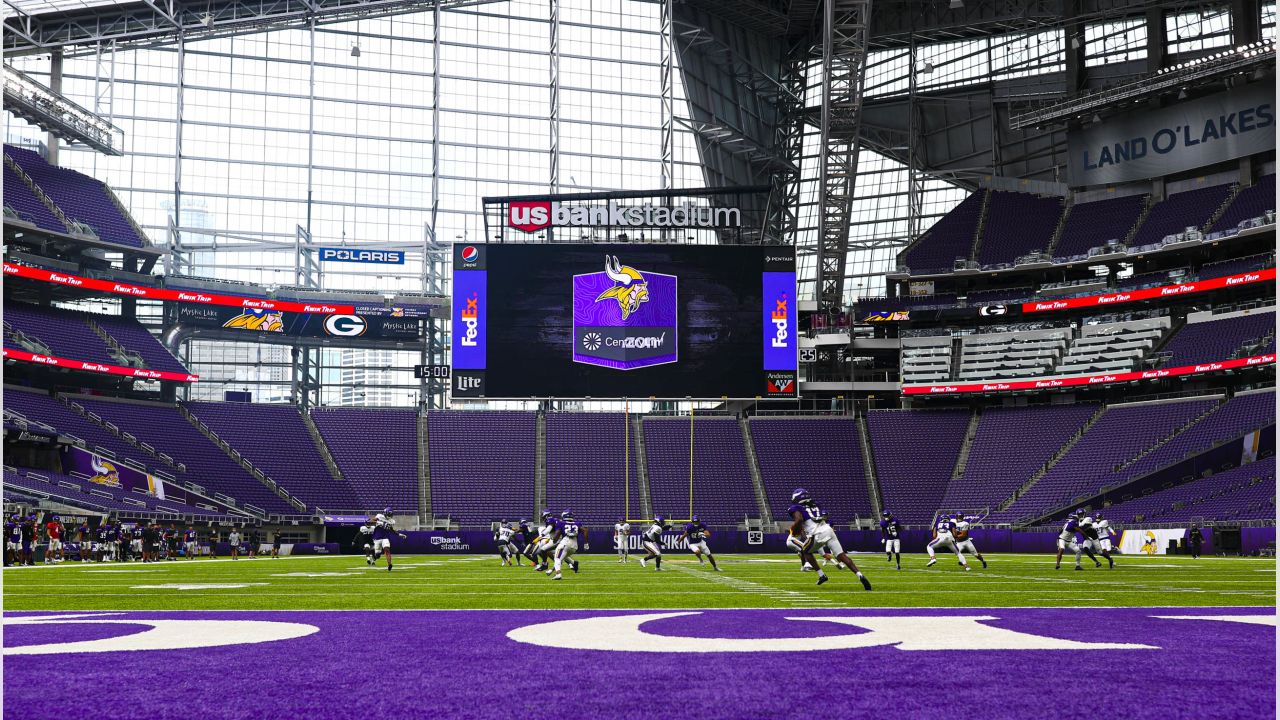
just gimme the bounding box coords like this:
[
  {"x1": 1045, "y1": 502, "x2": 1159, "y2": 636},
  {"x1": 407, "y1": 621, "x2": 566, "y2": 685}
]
[
  {"x1": 451, "y1": 271, "x2": 486, "y2": 370},
  {"x1": 572, "y1": 267, "x2": 678, "y2": 370}
]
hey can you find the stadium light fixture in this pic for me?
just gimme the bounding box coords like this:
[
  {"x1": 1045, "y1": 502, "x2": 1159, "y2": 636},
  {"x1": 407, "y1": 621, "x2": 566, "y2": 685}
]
[
  {"x1": 948, "y1": 0, "x2": 963, "y2": 8},
  {"x1": 350, "y1": 44, "x2": 361, "y2": 58},
  {"x1": 200, "y1": 13, "x2": 214, "y2": 28},
  {"x1": 918, "y1": 61, "x2": 935, "y2": 75},
  {"x1": 1177, "y1": 88, "x2": 1188, "y2": 100},
  {"x1": 1091, "y1": 113, "x2": 1102, "y2": 123},
  {"x1": 1070, "y1": 36, "x2": 1081, "y2": 50}
]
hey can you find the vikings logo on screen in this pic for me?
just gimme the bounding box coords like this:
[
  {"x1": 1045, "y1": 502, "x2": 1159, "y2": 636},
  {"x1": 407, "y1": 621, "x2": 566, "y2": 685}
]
[
  {"x1": 572, "y1": 255, "x2": 678, "y2": 370},
  {"x1": 223, "y1": 308, "x2": 285, "y2": 332}
]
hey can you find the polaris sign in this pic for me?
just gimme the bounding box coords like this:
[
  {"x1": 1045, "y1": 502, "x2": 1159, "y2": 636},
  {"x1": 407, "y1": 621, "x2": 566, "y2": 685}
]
[
  {"x1": 1068, "y1": 84, "x2": 1275, "y2": 186},
  {"x1": 318, "y1": 248, "x2": 405, "y2": 265}
]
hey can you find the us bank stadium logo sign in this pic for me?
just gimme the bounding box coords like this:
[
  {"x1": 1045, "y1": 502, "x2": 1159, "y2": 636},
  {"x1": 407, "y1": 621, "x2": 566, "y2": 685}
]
[
  {"x1": 572, "y1": 255, "x2": 678, "y2": 371},
  {"x1": 508, "y1": 200, "x2": 740, "y2": 233}
]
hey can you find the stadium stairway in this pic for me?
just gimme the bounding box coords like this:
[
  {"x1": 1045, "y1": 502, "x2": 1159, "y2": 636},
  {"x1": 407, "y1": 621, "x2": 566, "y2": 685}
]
[
  {"x1": 1111, "y1": 397, "x2": 1224, "y2": 474},
  {"x1": 632, "y1": 415, "x2": 655, "y2": 521},
  {"x1": 178, "y1": 404, "x2": 308, "y2": 514},
  {"x1": 417, "y1": 412, "x2": 432, "y2": 526},
  {"x1": 302, "y1": 410, "x2": 346, "y2": 484},
  {"x1": 998, "y1": 404, "x2": 1107, "y2": 512},
  {"x1": 950, "y1": 411, "x2": 982, "y2": 483},
  {"x1": 856, "y1": 414, "x2": 884, "y2": 517},
  {"x1": 84, "y1": 316, "x2": 145, "y2": 368},
  {"x1": 739, "y1": 418, "x2": 773, "y2": 526},
  {"x1": 534, "y1": 413, "x2": 548, "y2": 517}
]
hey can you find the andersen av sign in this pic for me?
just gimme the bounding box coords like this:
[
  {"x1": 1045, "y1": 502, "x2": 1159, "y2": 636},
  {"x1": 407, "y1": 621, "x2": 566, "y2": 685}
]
[{"x1": 508, "y1": 200, "x2": 741, "y2": 233}]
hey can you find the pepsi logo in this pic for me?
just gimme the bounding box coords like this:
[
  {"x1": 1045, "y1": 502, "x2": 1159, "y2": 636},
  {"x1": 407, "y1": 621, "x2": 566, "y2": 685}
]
[{"x1": 461, "y1": 246, "x2": 478, "y2": 262}]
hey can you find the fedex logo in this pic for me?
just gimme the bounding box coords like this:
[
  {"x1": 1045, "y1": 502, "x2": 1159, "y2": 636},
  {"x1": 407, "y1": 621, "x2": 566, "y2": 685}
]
[
  {"x1": 770, "y1": 294, "x2": 790, "y2": 348},
  {"x1": 460, "y1": 293, "x2": 480, "y2": 347}
]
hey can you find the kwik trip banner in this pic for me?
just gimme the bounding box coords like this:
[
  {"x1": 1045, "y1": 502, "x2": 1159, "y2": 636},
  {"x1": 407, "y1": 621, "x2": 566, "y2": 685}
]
[
  {"x1": 1023, "y1": 269, "x2": 1274, "y2": 313},
  {"x1": 2, "y1": 348, "x2": 199, "y2": 382},
  {"x1": 451, "y1": 244, "x2": 487, "y2": 397},
  {"x1": 61, "y1": 445, "x2": 165, "y2": 499},
  {"x1": 1069, "y1": 83, "x2": 1275, "y2": 186}
]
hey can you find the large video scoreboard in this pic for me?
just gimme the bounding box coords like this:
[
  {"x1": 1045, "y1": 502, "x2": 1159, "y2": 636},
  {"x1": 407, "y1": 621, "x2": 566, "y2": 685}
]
[{"x1": 451, "y1": 244, "x2": 797, "y2": 398}]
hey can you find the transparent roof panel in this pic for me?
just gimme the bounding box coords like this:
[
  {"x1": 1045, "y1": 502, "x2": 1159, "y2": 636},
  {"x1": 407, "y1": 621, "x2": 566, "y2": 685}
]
[{"x1": 4, "y1": 0, "x2": 132, "y2": 17}]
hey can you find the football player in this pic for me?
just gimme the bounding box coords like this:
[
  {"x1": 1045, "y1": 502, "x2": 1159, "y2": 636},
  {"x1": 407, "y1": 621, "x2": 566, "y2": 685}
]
[
  {"x1": 879, "y1": 511, "x2": 902, "y2": 570},
  {"x1": 357, "y1": 518, "x2": 376, "y2": 565},
  {"x1": 614, "y1": 518, "x2": 631, "y2": 563},
  {"x1": 926, "y1": 513, "x2": 967, "y2": 570},
  {"x1": 1078, "y1": 512, "x2": 1114, "y2": 569},
  {"x1": 1055, "y1": 510, "x2": 1097, "y2": 570},
  {"x1": 184, "y1": 526, "x2": 199, "y2": 560},
  {"x1": 5, "y1": 514, "x2": 22, "y2": 566},
  {"x1": 1094, "y1": 511, "x2": 1114, "y2": 553},
  {"x1": 549, "y1": 510, "x2": 582, "y2": 580},
  {"x1": 639, "y1": 516, "x2": 667, "y2": 571},
  {"x1": 952, "y1": 513, "x2": 988, "y2": 569},
  {"x1": 532, "y1": 511, "x2": 556, "y2": 572},
  {"x1": 372, "y1": 510, "x2": 407, "y2": 572},
  {"x1": 681, "y1": 516, "x2": 719, "y2": 571},
  {"x1": 516, "y1": 518, "x2": 535, "y2": 565},
  {"x1": 787, "y1": 489, "x2": 871, "y2": 590},
  {"x1": 495, "y1": 520, "x2": 519, "y2": 566}
]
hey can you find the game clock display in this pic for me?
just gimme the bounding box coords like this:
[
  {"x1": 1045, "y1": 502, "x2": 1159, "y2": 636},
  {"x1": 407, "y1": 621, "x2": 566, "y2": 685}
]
[{"x1": 450, "y1": 244, "x2": 797, "y2": 398}]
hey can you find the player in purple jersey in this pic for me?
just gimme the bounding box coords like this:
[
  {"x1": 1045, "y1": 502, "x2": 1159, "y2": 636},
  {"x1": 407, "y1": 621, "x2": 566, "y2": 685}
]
[
  {"x1": 879, "y1": 511, "x2": 902, "y2": 570},
  {"x1": 548, "y1": 510, "x2": 582, "y2": 580},
  {"x1": 184, "y1": 526, "x2": 198, "y2": 560},
  {"x1": 4, "y1": 515, "x2": 20, "y2": 566},
  {"x1": 787, "y1": 489, "x2": 871, "y2": 590},
  {"x1": 372, "y1": 510, "x2": 407, "y2": 571},
  {"x1": 1055, "y1": 510, "x2": 1103, "y2": 570},
  {"x1": 926, "y1": 514, "x2": 967, "y2": 570},
  {"x1": 680, "y1": 516, "x2": 719, "y2": 571}
]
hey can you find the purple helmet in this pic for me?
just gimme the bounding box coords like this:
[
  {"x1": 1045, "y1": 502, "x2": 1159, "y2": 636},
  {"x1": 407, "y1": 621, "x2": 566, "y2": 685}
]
[{"x1": 791, "y1": 488, "x2": 810, "y2": 503}]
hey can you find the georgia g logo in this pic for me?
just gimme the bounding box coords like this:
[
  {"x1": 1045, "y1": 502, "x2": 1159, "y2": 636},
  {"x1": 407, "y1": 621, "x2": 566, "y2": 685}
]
[{"x1": 323, "y1": 315, "x2": 367, "y2": 337}]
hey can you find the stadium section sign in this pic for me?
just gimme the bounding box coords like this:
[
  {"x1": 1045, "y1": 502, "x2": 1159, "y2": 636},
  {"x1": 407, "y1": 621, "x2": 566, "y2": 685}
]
[
  {"x1": 1069, "y1": 84, "x2": 1275, "y2": 185},
  {"x1": 1, "y1": 348, "x2": 199, "y2": 382},
  {"x1": 1022, "y1": 269, "x2": 1274, "y2": 313},
  {"x1": 901, "y1": 353, "x2": 1274, "y2": 395}
]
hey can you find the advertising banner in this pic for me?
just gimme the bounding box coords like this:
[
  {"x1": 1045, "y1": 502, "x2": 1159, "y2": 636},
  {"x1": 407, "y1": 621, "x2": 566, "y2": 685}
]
[
  {"x1": 1068, "y1": 84, "x2": 1275, "y2": 186},
  {"x1": 3, "y1": 262, "x2": 354, "y2": 314},
  {"x1": 1119, "y1": 528, "x2": 1187, "y2": 555},
  {"x1": 61, "y1": 445, "x2": 164, "y2": 498},
  {"x1": 1022, "y1": 269, "x2": 1275, "y2": 313},
  {"x1": 3, "y1": 347, "x2": 199, "y2": 382},
  {"x1": 175, "y1": 304, "x2": 421, "y2": 340},
  {"x1": 901, "y1": 353, "x2": 1275, "y2": 395},
  {"x1": 318, "y1": 248, "x2": 405, "y2": 264}
]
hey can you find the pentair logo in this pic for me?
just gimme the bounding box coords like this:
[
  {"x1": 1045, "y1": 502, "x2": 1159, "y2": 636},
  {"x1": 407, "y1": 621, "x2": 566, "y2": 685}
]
[{"x1": 461, "y1": 246, "x2": 478, "y2": 263}]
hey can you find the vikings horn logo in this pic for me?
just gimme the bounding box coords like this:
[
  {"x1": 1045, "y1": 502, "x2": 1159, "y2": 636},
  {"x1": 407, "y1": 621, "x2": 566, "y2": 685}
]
[
  {"x1": 223, "y1": 309, "x2": 284, "y2": 332},
  {"x1": 594, "y1": 256, "x2": 650, "y2": 321},
  {"x1": 88, "y1": 456, "x2": 121, "y2": 487}
]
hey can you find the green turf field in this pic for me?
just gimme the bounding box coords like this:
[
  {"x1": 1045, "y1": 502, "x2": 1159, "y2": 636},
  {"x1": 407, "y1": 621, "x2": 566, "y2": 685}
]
[{"x1": 4, "y1": 553, "x2": 1274, "y2": 611}]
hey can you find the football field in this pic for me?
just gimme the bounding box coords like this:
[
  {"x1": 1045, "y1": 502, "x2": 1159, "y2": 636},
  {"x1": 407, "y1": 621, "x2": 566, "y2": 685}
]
[{"x1": 5, "y1": 553, "x2": 1276, "y2": 719}]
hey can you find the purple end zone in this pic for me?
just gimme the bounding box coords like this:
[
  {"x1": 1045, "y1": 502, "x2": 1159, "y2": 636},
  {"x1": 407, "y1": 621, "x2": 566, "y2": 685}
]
[{"x1": 4, "y1": 608, "x2": 1274, "y2": 720}]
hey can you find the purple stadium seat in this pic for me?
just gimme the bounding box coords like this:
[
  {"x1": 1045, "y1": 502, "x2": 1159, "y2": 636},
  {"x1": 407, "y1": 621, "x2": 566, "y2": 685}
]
[
  {"x1": 643, "y1": 417, "x2": 757, "y2": 526},
  {"x1": 1160, "y1": 311, "x2": 1275, "y2": 367},
  {"x1": 5, "y1": 145, "x2": 147, "y2": 248},
  {"x1": 1102, "y1": 457, "x2": 1275, "y2": 524},
  {"x1": 4, "y1": 303, "x2": 116, "y2": 365},
  {"x1": 900, "y1": 191, "x2": 985, "y2": 275},
  {"x1": 1210, "y1": 174, "x2": 1276, "y2": 232},
  {"x1": 545, "y1": 413, "x2": 642, "y2": 526},
  {"x1": 187, "y1": 401, "x2": 360, "y2": 512},
  {"x1": 4, "y1": 163, "x2": 67, "y2": 233},
  {"x1": 867, "y1": 409, "x2": 970, "y2": 523},
  {"x1": 1129, "y1": 183, "x2": 1234, "y2": 247},
  {"x1": 427, "y1": 411, "x2": 536, "y2": 526},
  {"x1": 749, "y1": 417, "x2": 871, "y2": 524},
  {"x1": 1053, "y1": 193, "x2": 1146, "y2": 259},
  {"x1": 976, "y1": 191, "x2": 1063, "y2": 266},
  {"x1": 311, "y1": 407, "x2": 419, "y2": 512}
]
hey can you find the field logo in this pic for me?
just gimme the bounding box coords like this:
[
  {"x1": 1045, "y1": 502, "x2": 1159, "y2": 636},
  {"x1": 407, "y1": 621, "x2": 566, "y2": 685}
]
[
  {"x1": 223, "y1": 308, "x2": 284, "y2": 332},
  {"x1": 572, "y1": 255, "x2": 678, "y2": 371}
]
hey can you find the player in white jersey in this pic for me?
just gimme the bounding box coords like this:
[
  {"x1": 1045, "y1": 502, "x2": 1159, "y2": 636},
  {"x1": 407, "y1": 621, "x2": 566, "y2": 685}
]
[
  {"x1": 1078, "y1": 513, "x2": 1115, "y2": 568},
  {"x1": 357, "y1": 520, "x2": 376, "y2": 565},
  {"x1": 532, "y1": 511, "x2": 556, "y2": 572},
  {"x1": 1093, "y1": 511, "x2": 1114, "y2": 552},
  {"x1": 925, "y1": 514, "x2": 968, "y2": 570},
  {"x1": 613, "y1": 519, "x2": 631, "y2": 563},
  {"x1": 549, "y1": 510, "x2": 582, "y2": 580},
  {"x1": 952, "y1": 514, "x2": 988, "y2": 569},
  {"x1": 639, "y1": 516, "x2": 668, "y2": 571},
  {"x1": 494, "y1": 521, "x2": 519, "y2": 566}
]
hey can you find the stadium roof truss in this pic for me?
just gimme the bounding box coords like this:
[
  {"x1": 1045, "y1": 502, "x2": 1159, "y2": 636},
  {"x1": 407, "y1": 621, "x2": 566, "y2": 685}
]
[{"x1": 1, "y1": 0, "x2": 498, "y2": 56}]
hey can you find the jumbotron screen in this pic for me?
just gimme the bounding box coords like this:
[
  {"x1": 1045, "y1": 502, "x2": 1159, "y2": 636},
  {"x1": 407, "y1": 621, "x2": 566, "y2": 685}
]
[{"x1": 450, "y1": 244, "x2": 797, "y2": 398}]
